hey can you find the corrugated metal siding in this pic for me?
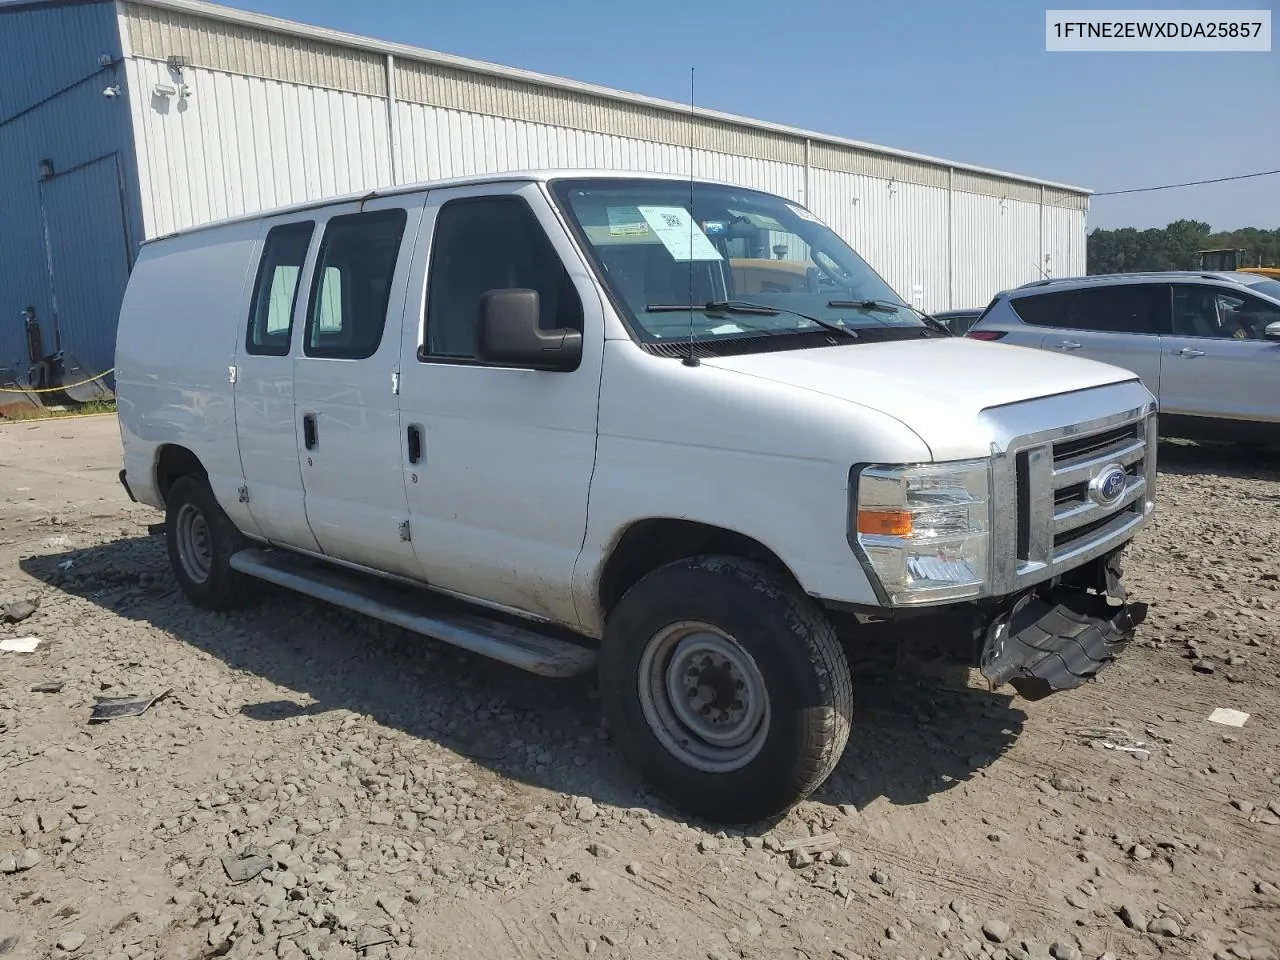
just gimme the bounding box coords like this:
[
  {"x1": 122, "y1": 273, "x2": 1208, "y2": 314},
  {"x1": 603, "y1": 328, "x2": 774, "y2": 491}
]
[
  {"x1": 38, "y1": 153, "x2": 134, "y2": 374},
  {"x1": 955, "y1": 169, "x2": 1041, "y2": 206},
  {"x1": 394, "y1": 60, "x2": 804, "y2": 165},
  {"x1": 1044, "y1": 185, "x2": 1088, "y2": 214},
  {"x1": 1044, "y1": 204, "x2": 1087, "y2": 278},
  {"x1": 126, "y1": 61, "x2": 391, "y2": 235},
  {"x1": 807, "y1": 170, "x2": 951, "y2": 313},
  {"x1": 0, "y1": 0, "x2": 138, "y2": 377},
  {"x1": 126, "y1": 61, "x2": 1076, "y2": 314},
  {"x1": 809, "y1": 142, "x2": 949, "y2": 190},
  {"x1": 0, "y1": 0, "x2": 121, "y2": 120},
  {"x1": 395, "y1": 102, "x2": 805, "y2": 201},
  {"x1": 952, "y1": 193, "x2": 1044, "y2": 309},
  {"x1": 121, "y1": 1, "x2": 386, "y2": 97},
  {"x1": 116, "y1": 0, "x2": 1089, "y2": 206}
]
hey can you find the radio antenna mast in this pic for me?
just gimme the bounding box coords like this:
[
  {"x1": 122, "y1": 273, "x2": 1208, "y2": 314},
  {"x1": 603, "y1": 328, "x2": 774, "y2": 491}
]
[{"x1": 682, "y1": 66, "x2": 699, "y2": 367}]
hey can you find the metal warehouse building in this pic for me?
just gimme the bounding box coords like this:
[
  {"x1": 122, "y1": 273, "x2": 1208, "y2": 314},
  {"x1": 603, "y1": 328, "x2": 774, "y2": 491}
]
[{"x1": 0, "y1": 0, "x2": 1091, "y2": 382}]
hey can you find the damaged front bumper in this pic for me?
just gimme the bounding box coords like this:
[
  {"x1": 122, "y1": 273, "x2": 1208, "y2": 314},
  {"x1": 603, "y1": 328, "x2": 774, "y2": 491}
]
[{"x1": 978, "y1": 551, "x2": 1148, "y2": 701}]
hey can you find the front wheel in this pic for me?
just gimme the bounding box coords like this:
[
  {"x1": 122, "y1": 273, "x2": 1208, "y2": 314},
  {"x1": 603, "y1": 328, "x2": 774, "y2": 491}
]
[
  {"x1": 600, "y1": 556, "x2": 853, "y2": 823},
  {"x1": 165, "y1": 474, "x2": 253, "y2": 611}
]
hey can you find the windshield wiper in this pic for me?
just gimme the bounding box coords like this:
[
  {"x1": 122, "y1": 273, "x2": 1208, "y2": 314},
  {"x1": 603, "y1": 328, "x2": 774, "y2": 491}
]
[
  {"x1": 646, "y1": 300, "x2": 859, "y2": 341},
  {"x1": 827, "y1": 299, "x2": 952, "y2": 336}
]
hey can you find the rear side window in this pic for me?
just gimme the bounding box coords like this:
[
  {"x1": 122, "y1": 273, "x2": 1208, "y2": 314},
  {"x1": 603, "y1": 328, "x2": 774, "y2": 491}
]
[
  {"x1": 1012, "y1": 285, "x2": 1168, "y2": 334},
  {"x1": 422, "y1": 196, "x2": 583, "y2": 362},
  {"x1": 304, "y1": 209, "x2": 408, "y2": 360},
  {"x1": 246, "y1": 221, "x2": 313, "y2": 356},
  {"x1": 1010, "y1": 290, "x2": 1078, "y2": 328}
]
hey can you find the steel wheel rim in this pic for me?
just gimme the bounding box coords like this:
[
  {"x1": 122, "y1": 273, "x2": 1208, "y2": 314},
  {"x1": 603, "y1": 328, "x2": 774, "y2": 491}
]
[
  {"x1": 638, "y1": 621, "x2": 771, "y2": 774},
  {"x1": 174, "y1": 502, "x2": 213, "y2": 584}
]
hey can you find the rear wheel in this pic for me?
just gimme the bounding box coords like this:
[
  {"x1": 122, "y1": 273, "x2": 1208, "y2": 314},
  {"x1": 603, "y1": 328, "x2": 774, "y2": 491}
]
[
  {"x1": 600, "y1": 555, "x2": 853, "y2": 823},
  {"x1": 165, "y1": 475, "x2": 253, "y2": 611}
]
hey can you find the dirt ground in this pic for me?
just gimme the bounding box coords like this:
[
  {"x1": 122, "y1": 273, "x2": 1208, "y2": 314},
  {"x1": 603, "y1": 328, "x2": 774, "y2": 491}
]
[{"x1": 1, "y1": 415, "x2": 1278, "y2": 960}]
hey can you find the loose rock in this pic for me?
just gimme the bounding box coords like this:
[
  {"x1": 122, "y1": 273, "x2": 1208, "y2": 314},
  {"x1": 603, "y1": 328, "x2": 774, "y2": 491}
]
[
  {"x1": 1147, "y1": 916, "x2": 1181, "y2": 937},
  {"x1": 1118, "y1": 904, "x2": 1147, "y2": 931},
  {"x1": 789, "y1": 849, "x2": 813, "y2": 869},
  {"x1": 1, "y1": 599, "x2": 37, "y2": 623},
  {"x1": 221, "y1": 851, "x2": 272, "y2": 883},
  {"x1": 982, "y1": 920, "x2": 1011, "y2": 943}
]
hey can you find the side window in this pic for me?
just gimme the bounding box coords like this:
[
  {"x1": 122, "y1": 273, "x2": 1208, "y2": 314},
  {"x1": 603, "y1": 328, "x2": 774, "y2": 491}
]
[
  {"x1": 1175, "y1": 285, "x2": 1280, "y2": 340},
  {"x1": 422, "y1": 196, "x2": 584, "y2": 361},
  {"x1": 246, "y1": 221, "x2": 313, "y2": 356},
  {"x1": 1068, "y1": 285, "x2": 1168, "y2": 334},
  {"x1": 1010, "y1": 290, "x2": 1078, "y2": 328},
  {"x1": 303, "y1": 209, "x2": 408, "y2": 360},
  {"x1": 1012, "y1": 286, "x2": 1168, "y2": 334}
]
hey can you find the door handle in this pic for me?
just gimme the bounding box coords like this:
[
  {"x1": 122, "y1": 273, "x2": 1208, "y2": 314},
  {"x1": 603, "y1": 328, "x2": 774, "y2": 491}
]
[
  {"x1": 406, "y1": 424, "x2": 423, "y2": 464},
  {"x1": 1176, "y1": 347, "x2": 1205, "y2": 358},
  {"x1": 302, "y1": 413, "x2": 317, "y2": 450},
  {"x1": 1054, "y1": 340, "x2": 1083, "y2": 351}
]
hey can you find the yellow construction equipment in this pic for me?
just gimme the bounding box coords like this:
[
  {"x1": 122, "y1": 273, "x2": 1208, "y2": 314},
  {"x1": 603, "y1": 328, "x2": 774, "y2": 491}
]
[{"x1": 1197, "y1": 248, "x2": 1280, "y2": 278}]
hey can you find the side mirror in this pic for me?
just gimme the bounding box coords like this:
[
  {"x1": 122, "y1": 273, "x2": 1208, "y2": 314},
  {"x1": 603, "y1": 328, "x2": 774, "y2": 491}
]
[
  {"x1": 1265, "y1": 321, "x2": 1280, "y2": 341},
  {"x1": 477, "y1": 289, "x2": 582, "y2": 371}
]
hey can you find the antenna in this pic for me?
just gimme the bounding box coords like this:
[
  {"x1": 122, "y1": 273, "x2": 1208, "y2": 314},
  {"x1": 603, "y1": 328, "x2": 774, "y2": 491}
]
[{"x1": 682, "y1": 66, "x2": 699, "y2": 367}]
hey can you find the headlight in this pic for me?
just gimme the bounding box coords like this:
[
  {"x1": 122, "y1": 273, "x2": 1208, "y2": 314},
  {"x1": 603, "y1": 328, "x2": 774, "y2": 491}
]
[{"x1": 851, "y1": 460, "x2": 991, "y2": 606}]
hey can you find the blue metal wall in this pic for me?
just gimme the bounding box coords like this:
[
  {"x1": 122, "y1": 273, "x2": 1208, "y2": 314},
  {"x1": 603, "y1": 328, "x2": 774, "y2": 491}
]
[{"x1": 0, "y1": 0, "x2": 143, "y2": 382}]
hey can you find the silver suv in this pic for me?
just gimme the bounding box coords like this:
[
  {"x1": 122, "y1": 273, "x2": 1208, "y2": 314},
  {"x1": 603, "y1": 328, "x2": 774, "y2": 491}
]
[{"x1": 968, "y1": 271, "x2": 1280, "y2": 444}]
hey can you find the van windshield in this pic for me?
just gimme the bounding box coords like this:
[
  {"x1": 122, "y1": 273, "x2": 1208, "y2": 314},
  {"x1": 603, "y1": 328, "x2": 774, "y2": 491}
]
[{"x1": 549, "y1": 178, "x2": 921, "y2": 348}]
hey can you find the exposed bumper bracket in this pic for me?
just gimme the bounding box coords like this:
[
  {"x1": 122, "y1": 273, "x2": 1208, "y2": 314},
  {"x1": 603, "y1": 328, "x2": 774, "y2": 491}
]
[
  {"x1": 979, "y1": 588, "x2": 1148, "y2": 701},
  {"x1": 118, "y1": 469, "x2": 138, "y2": 503}
]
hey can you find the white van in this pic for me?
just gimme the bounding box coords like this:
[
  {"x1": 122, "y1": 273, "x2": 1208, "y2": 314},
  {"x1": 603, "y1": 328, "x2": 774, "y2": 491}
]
[{"x1": 116, "y1": 170, "x2": 1156, "y2": 822}]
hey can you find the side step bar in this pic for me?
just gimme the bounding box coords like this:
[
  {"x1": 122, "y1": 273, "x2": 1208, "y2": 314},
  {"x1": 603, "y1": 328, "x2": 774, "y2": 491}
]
[{"x1": 229, "y1": 548, "x2": 597, "y2": 679}]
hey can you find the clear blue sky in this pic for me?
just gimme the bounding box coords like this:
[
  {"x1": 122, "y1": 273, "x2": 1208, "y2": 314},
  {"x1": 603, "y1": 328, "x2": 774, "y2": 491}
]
[{"x1": 233, "y1": 0, "x2": 1276, "y2": 231}]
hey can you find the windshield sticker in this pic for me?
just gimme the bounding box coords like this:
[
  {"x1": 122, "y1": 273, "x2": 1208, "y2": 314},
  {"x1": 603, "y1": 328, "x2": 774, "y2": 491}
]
[
  {"x1": 636, "y1": 206, "x2": 724, "y2": 262},
  {"x1": 701, "y1": 220, "x2": 727, "y2": 237},
  {"x1": 787, "y1": 203, "x2": 824, "y2": 224},
  {"x1": 606, "y1": 207, "x2": 651, "y2": 237}
]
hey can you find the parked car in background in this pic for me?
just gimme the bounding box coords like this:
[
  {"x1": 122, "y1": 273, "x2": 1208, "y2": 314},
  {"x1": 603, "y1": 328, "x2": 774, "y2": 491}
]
[
  {"x1": 967, "y1": 271, "x2": 1280, "y2": 445},
  {"x1": 931, "y1": 308, "x2": 984, "y2": 335}
]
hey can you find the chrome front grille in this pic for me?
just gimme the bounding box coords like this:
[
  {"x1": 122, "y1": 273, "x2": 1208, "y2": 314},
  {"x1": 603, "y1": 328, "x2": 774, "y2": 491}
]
[
  {"x1": 1048, "y1": 420, "x2": 1148, "y2": 562},
  {"x1": 983, "y1": 383, "x2": 1157, "y2": 596}
]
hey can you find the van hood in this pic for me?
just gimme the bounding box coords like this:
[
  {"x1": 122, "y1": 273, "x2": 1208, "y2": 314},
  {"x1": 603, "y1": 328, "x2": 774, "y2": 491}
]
[{"x1": 702, "y1": 337, "x2": 1138, "y2": 461}]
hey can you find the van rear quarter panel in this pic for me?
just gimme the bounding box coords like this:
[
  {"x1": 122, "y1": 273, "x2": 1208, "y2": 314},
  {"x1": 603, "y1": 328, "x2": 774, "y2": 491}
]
[{"x1": 116, "y1": 222, "x2": 261, "y2": 522}]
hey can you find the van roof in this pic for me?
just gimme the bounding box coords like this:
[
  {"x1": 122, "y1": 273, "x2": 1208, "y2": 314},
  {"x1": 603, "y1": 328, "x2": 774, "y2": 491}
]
[{"x1": 141, "y1": 169, "x2": 768, "y2": 246}]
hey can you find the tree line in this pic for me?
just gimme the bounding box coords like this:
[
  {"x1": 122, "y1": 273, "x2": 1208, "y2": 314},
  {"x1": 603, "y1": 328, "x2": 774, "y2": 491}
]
[{"x1": 1087, "y1": 221, "x2": 1280, "y2": 274}]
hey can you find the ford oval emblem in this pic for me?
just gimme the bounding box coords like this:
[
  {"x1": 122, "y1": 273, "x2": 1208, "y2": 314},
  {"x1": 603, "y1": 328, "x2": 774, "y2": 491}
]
[{"x1": 1089, "y1": 465, "x2": 1127, "y2": 507}]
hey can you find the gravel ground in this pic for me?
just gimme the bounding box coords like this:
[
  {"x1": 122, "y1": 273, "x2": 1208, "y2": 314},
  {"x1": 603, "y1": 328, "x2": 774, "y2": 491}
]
[{"x1": 1, "y1": 415, "x2": 1278, "y2": 960}]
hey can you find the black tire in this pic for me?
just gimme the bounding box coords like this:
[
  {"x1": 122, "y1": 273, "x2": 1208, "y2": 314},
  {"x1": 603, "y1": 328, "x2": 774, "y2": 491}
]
[
  {"x1": 600, "y1": 555, "x2": 853, "y2": 823},
  {"x1": 165, "y1": 474, "x2": 252, "y2": 611}
]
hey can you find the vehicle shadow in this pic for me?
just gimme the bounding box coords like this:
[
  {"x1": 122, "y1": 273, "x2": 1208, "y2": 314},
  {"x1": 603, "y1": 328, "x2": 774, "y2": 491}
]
[
  {"x1": 20, "y1": 534, "x2": 1025, "y2": 828},
  {"x1": 1157, "y1": 438, "x2": 1280, "y2": 482}
]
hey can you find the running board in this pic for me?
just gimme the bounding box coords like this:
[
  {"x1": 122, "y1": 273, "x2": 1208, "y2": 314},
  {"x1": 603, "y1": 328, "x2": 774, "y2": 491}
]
[{"x1": 229, "y1": 548, "x2": 597, "y2": 678}]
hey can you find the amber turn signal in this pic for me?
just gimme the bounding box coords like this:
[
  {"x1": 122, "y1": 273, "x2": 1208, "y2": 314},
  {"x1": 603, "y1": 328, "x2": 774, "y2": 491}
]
[{"x1": 856, "y1": 509, "x2": 913, "y2": 537}]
